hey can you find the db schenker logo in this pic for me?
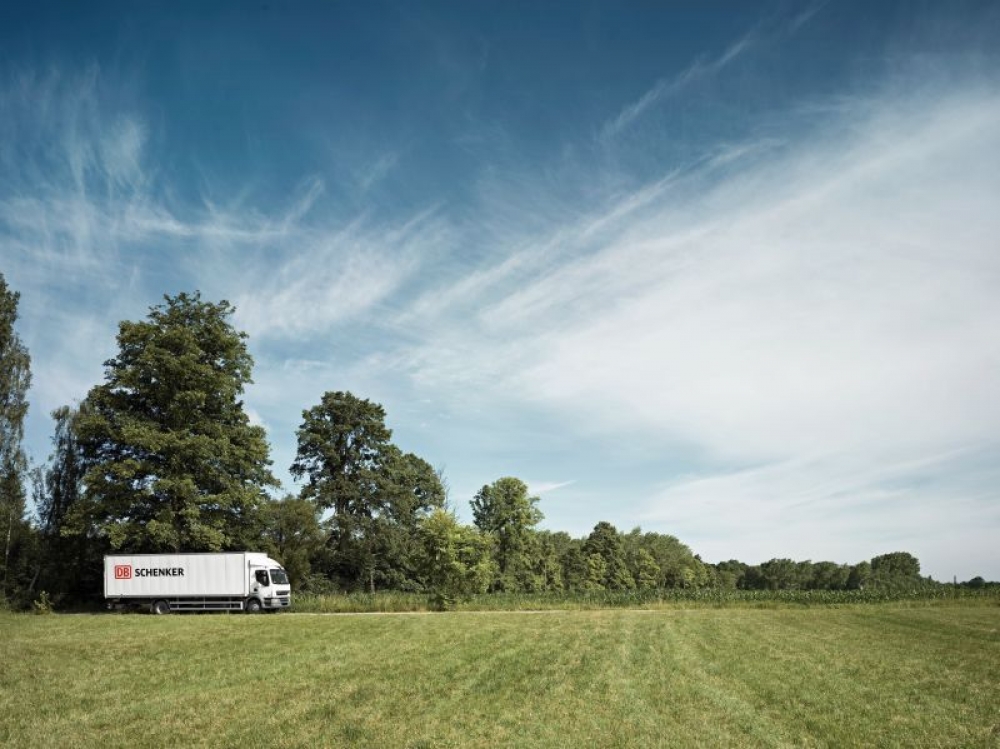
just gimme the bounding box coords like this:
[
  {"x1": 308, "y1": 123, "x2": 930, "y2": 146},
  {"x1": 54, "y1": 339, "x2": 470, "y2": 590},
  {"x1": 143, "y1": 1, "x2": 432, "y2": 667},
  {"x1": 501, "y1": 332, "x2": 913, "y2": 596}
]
[{"x1": 114, "y1": 565, "x2": 132, "y2": 580}]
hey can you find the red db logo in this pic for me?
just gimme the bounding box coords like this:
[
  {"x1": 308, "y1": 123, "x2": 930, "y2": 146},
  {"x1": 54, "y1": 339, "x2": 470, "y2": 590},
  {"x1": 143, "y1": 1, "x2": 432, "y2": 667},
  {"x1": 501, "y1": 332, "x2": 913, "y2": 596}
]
[{"x1": 115, "y1": 565, "x2": 132, "y2": 580}]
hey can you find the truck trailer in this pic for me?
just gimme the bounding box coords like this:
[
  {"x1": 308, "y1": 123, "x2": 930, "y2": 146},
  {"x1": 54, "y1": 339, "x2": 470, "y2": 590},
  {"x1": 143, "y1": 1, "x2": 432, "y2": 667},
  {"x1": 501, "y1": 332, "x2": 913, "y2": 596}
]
[{"x1": 104, "y1": 552, "x2": 291, "y2": 614}]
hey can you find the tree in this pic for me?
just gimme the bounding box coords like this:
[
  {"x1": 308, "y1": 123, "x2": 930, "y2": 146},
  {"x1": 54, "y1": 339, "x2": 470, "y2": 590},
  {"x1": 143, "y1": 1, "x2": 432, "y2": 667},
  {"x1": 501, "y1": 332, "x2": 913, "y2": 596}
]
[
  {"x1": 36, "y1": 405, "x2": 98, "y2": 604},
  {"x1": 69, "y1": 292, "x2": 277, "y2": 554},
  {"x1": 585, "y1": 553, "x2": 608, "y2": 590},
  {"x1": 809, "y1": 561, "x2": 850, "y2": 590},
  {"x1": 417, "y1": 509, "x2": 492, "y2": 609},
  {"x1": 470, "y1": 477, "x2": 542, "y2": 592},
  {"x1": 583, "y1": 522, "x2": 635, "y2": 591},
  {"x1": 623, "y1": 528, "x2": 702, "y2": 588},
  {"x1": 533, "y1": 531, "x2": 565, "y2": 591},
  {"x1": 372, "y1": 448, "x2": 447, "y2": 590},
  {"x1": 760, "y1": 558, "x2": 799, "y2": 590},
  {"x1": 559, "y1": 541, "x2": 589, "y2": 592},
  {"x1": 631, "y1": 548, "x2": 661, "y2": 590},
  {"x1": 0, "y1": 274, "x2": 32, "y2": 603},
  {"x1": 39, "y1": 406, "x2": 84, "y2": 538},
  {"x1": 715, "y1": 560, "x2": 748, "y2": 589},
  {"x1": 870, "y1": 552, "x2": 920, "y2": 579},
  {"x1": 259, "y1": 495, "x2": 324, "y2": 588},
  {"x1": 291, "y1": 391, "x2": 444, "y2": 591},
  {"x1": 846, "y1": 561, "x2": 871, "y2": 590}
]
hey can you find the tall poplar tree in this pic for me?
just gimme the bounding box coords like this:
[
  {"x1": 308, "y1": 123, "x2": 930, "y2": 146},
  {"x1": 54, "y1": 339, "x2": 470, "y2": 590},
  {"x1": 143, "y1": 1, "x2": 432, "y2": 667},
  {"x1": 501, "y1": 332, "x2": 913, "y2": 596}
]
[
  {"x1": 69, "y1": 292, "x2": 277, "y2": 553},
  {"x1": 0, "y1": 273, "x2": 32, "y2": 602}
]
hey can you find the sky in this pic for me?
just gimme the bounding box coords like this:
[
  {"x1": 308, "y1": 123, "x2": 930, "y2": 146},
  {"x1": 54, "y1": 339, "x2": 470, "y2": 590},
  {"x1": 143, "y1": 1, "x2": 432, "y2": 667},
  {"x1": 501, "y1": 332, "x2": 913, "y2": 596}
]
[{"x1": 2, "y1": 1, "x2": 998, "y2": 582}]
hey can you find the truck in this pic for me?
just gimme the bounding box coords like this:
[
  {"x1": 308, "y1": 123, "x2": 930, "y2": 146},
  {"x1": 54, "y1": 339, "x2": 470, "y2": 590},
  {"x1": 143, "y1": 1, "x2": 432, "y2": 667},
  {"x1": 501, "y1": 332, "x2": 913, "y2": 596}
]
[{"x1": 104, "y1": 552, "x2": 291, "y2": 614}]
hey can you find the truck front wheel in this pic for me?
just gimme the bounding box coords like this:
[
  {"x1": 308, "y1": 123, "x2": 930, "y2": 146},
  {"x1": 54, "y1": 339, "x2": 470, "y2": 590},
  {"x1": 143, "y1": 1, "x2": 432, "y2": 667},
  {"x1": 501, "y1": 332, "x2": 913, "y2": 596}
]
[
  {"x1": 151, "y1": 600, "x2": 171, "y2": 615},
  {"x1": 245, "y1": 599, "x2": 263, "y2": 614}
]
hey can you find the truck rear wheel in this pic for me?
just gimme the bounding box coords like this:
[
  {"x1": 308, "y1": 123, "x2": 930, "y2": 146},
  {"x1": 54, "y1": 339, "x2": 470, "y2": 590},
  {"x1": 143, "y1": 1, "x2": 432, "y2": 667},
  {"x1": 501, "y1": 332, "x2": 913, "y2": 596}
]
[
  {"x1": 245, "y1": 598, "x2": 262, "y2": 614},
  {"x1": 151, "y1": 600, "x2": 171, "y2": 615}
]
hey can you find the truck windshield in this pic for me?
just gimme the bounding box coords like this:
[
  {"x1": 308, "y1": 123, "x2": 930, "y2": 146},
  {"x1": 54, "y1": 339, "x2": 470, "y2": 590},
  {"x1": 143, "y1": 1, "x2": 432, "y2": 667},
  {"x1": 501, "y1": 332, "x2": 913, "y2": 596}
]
[{"x1": 270, "y1": 569, "x2": 289, "y2": 585}]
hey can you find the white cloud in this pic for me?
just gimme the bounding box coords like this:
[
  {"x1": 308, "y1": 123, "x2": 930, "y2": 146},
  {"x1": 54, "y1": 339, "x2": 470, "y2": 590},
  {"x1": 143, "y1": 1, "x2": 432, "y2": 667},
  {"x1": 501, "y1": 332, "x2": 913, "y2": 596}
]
[
  {"x1": 601, "y1": 31, "x2": 757, "y2": 141},
  {"x1": 526, "y1": 480, "x2": 576, "y2": 496},
  {"x1": 519, "y1": 88, "x2": 1000, "y2": 463},
  {"x1": 231, "y1": 207, "x2": 452, "y2": 341}
]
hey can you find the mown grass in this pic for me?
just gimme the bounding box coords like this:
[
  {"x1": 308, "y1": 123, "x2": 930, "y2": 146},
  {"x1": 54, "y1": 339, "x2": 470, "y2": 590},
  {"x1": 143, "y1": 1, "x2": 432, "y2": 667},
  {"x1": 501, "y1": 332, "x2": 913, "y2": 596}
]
[{"x1": 2, "y1": 604, "x2": 999, "y2": 747}]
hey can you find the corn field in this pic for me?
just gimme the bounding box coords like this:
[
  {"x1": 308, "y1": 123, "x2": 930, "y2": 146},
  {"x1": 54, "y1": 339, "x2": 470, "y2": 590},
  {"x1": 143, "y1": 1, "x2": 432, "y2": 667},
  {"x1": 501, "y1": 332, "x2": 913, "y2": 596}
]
[{"x1": 290, "y1": 586, "x2": 1000, "y2": 613}]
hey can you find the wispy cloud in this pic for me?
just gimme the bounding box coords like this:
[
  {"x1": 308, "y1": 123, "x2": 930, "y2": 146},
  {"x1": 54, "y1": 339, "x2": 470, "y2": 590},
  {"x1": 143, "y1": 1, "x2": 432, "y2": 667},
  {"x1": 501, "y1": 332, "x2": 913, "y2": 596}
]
[
  {"x1": 601, "y1": 3, "x2": 828, "y2": 141},
  {"x1": 231, "y1": 207, "x2": 452, "y2": 341},
  {"x1": 601, "y1": 33, "x2": 757, "y2": 141},
  {"x1": 527, "y1": 480, "x2": 576, "y2": 496},
  {"x1": 357, "y1": 151, "x2": 399, "y2": 194},
  {"x1": 0, "y1": 66, "x2": 447, "y2": 480}
]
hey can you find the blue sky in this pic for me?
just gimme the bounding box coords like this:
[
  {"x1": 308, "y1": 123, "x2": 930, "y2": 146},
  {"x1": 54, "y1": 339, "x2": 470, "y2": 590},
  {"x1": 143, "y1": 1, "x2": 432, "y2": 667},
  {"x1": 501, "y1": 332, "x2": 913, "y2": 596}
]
[{"x1": 2, "y1": 1, "x2": 999, "y2": 581}]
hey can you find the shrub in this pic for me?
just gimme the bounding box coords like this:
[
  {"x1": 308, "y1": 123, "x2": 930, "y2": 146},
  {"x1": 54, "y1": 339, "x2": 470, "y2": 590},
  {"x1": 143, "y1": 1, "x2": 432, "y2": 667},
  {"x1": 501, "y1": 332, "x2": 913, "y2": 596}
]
[{"x1": 33, "y1": 591, "x2": 54, "y2": 615}]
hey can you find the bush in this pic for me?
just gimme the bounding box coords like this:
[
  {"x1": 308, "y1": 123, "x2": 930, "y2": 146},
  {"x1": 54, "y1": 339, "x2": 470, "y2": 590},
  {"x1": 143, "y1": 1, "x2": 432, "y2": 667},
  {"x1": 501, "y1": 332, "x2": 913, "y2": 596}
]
[
  {"x1": 32, "y1": 591, "x2": 54, "y2": 615},
  {"x1": 428, "y1": 589, "x2": 456, "y2": 611}
]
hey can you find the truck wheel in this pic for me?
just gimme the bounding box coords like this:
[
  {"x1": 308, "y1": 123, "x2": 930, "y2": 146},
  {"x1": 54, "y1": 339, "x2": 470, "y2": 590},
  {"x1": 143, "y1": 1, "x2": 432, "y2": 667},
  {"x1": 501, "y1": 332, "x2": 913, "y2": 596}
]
[
  {"x1": 246, "y1": 599, "x2": 263, "y2": 614},
  {"x1": 151, "y1": 600, "x2": 171, "y2": 615}
]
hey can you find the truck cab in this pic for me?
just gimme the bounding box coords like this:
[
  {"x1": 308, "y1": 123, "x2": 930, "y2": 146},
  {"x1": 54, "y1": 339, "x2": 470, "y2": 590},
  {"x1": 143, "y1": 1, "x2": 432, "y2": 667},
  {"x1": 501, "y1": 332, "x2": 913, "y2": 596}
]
[{"x1": 247, "y1": 561, "x2": 292, "y2": 613}]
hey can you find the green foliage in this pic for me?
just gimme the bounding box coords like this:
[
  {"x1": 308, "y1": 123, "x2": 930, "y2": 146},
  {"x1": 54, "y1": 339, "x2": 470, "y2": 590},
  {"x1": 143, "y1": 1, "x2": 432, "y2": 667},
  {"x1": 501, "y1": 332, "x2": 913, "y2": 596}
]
[
  {"x1": 809, "y1": 561, "x2": 851, "y2": 590},
  {"x1": 759, "y1": 558, "x2": 801, "y2": 590},
  {"x1": 471, "y1": 477, "x2": 542, "y2": 591},
  {"x1": 0, "y1": 273, "x2": 33, "y2": 605},
  {"x1": 623, "y1": 528, "x2": 704, "y2": 588},
  {"x1": 847, "y1": 560, "x2": 871, "y2": 590},
  {"x1": 532, "y1": 531, "x2": 564, "y2": 591},
  {"x1": 34, "y1": 405, "x2": 101, "y2": 605},
  {"x1": 871, "y1": 551, "x2": 921, "y2": 579},
  {"x1": 32, "y1": 590, "x2": 53, "y2": 614},
  {"x1": 39, "y1": 406, "x2": 84, "y2": 538},
  {"x1": 631, "y1": 548, "x2": 660, "y2": 590},
  {"x1": 258, "y1": 495, "x2": 324, "y2": 587},
  {"x1": 417, "y1": 508, "x2": 493, "y2": 609},
  {"x1": 584, "y1": 522, "x2": 635, "y2": 590},
  {"x1": 291, "y1": 391, "x2": 445, "y2": 591},
  {"x1": 559, "y1": 542, "x2": 588, "y2": 592},
  {"x1": 69, "y1": 292, "x2": 277, "y2": 554},
  {"x1": 584, "y1": 553, "x2": 607, "y2": 590}
]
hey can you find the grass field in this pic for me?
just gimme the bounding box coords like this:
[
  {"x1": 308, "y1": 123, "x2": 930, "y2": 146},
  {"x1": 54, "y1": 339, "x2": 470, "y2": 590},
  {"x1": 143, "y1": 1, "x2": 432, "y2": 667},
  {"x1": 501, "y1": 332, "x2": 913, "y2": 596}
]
[{"x1": 3, "y1": 605, "x2": 998, "y2": 747}]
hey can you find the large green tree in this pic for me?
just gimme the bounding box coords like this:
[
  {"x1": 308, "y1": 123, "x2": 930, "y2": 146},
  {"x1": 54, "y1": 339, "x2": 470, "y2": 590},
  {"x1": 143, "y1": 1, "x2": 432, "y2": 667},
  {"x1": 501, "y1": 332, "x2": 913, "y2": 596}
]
[
  {"x1": 69, "y1": 292, "x2": 277, "y2": 553},
  {"x1": 0, "y1": 274, "x2": 33, "y2": 604},
  {"x1": 870, "y1": 551, "x2": 920, "y2": 579},
  {"x1": 470, "y1": 477, "x2": 542, "y2": 591},
  {"x1": 291, "y1": 391, "x2": 445, "y2": 591},
  {"x1": 583, "y1": 522, "x2": 635, "y2": 590},
  {"x1": 622, "y1": 528, "x2": 706, "y2": 588}
]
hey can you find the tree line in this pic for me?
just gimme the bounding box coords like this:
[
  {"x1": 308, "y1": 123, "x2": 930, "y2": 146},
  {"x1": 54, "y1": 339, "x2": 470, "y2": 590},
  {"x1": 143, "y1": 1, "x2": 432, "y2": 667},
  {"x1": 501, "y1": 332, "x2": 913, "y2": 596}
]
[{"x1": 0, "y1": 278, "x2": 974, "y2": 609}]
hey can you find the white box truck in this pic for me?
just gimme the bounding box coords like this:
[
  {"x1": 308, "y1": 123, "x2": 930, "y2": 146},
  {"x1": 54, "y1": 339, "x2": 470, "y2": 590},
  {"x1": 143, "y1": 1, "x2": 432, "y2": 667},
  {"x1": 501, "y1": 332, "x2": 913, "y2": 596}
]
[{"x1": 104, "y1": 552, "x2": 291, "y2": 614}]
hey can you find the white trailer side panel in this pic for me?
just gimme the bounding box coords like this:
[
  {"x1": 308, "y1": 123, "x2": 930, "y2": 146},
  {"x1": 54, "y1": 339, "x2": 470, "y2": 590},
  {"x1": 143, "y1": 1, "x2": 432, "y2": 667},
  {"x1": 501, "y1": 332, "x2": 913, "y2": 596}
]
[{"x1": 104, "y1": 553, "x2": 250, "y2": 598}]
